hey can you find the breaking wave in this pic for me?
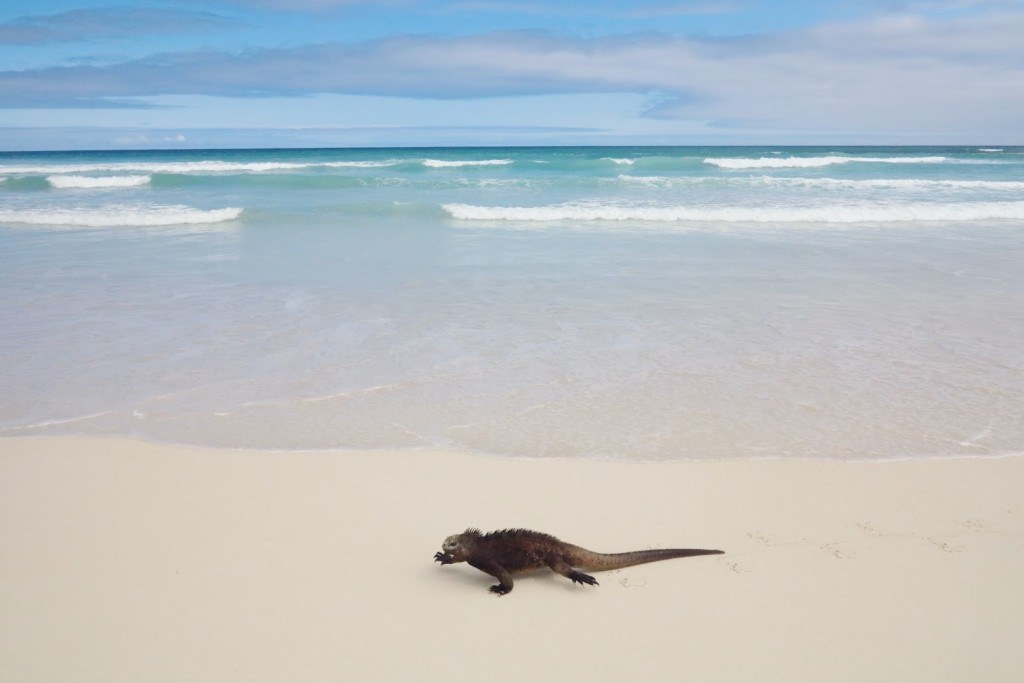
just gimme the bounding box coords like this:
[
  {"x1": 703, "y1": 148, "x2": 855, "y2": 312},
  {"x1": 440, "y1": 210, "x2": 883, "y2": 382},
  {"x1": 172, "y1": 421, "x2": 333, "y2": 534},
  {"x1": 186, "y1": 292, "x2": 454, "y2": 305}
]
[
  {"x1": 47, "y1": 174, "x2": 152, "y2": 189},
  {"x1": 704, "y1": 156, "x2": 948, "y2": 169},
  {"x1": 322, "y1": 161, "x2": 400, "y2": 168},
  {"x1": 421, "y1": 159, "x2": 513, "y2": 168},
  {"x1": 442, "y1": 201, "x2": 1024, "y2": 224},
  {"x1": 618, "y1": 175, "x2": 1024, "y2": 191},
  {"x1": 0, "y1": 205, "x2": 243, "y2": 227},
  {"x1": 1, "y1": 160, "x2": 400, "y2": 175}
]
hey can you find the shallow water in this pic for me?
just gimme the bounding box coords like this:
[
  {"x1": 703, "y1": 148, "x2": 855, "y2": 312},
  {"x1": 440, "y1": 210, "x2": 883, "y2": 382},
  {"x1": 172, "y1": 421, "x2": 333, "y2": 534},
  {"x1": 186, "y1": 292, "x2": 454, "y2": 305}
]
[{"x1": 2, "y1": 146, "x2": 1022, "y2": 459}]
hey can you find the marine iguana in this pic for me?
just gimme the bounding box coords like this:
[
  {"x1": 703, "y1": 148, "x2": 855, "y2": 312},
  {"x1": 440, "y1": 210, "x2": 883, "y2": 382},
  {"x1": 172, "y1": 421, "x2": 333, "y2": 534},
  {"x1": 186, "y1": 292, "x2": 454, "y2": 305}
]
[{"x1": 433, "y1": 528, "x2": 723, "y2": 595}]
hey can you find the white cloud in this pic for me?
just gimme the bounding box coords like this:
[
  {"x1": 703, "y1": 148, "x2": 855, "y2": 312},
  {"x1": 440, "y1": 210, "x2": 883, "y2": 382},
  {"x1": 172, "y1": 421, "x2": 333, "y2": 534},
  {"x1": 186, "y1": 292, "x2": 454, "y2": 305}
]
[
  {"x1": 212, "y1": 0, "x2": 409, "y2": 9},
  {"x1": 0, "y1": 7, "x2": 233, "y2": 45},
  {"x1": 1, "y1": 7, "x2": 1022, "y2": 139},
  {"x1": 623, "y1": 2, "x2": 739, "y2": 17}
]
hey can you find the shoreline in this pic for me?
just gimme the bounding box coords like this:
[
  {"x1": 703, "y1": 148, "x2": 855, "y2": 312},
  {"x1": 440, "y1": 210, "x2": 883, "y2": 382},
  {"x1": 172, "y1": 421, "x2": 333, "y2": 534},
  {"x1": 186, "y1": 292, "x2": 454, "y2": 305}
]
[
  {"x1": 2, "y1": 435, "x2": 1022, "y2": 681},
  {"x1": 7, "y1": 427, "x2": 1023, "y2": 463}
]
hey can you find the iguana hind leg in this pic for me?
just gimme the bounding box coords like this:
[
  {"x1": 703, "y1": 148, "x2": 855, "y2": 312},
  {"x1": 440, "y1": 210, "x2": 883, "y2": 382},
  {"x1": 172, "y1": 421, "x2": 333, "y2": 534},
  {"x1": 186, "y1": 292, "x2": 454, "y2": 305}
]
[{"x1": 548, "y1": 557, "x2": 599, "y2": 587}]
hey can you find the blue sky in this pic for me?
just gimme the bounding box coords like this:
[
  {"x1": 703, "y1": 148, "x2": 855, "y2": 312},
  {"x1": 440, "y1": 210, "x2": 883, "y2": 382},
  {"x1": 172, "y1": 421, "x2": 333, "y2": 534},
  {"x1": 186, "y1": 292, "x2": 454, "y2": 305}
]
[{"x1": 0, "y1": 0, "x2": 1021, "y2": 149}]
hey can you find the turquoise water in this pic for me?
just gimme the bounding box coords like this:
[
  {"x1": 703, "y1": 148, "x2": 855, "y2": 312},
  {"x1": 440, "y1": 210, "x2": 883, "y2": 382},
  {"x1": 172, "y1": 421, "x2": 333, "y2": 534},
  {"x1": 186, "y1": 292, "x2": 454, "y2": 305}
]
[{"x1": 2, "y1": 146, "x2": 1022, "y2": 459}]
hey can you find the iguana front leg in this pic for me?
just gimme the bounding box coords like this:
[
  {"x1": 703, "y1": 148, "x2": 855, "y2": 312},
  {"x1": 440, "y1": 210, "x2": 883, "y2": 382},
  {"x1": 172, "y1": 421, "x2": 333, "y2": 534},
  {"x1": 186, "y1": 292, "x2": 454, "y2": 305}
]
[{"x1": 469, "y1": 558, "x2": 514, "y2": 595}]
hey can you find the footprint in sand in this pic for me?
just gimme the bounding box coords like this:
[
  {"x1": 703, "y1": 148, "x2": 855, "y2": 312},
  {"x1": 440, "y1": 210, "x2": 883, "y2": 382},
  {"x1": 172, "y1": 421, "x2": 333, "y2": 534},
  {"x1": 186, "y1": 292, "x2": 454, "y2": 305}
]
[
  {"x1": 926, "y1": 537, "x2": 964, "y2": 553},
  {"x1": 747, "y1": 531, "x2": 773, "y2": 547},
  {"x1": 618, "y1": 576, "x2": 648, "y2": 588},
  {"x1": 856, "y1": 522, "x2": 883, "y2": 536},
  {"x1": 821, "y1": 542, "x2": 856, "y2": 560}
]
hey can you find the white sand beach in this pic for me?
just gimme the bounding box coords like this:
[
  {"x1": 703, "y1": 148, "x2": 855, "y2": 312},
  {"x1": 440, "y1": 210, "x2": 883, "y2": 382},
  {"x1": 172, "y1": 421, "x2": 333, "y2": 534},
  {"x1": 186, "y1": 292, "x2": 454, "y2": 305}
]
[{"x1": 1, "y1": 436, "x2": 1022, "y2": 682}]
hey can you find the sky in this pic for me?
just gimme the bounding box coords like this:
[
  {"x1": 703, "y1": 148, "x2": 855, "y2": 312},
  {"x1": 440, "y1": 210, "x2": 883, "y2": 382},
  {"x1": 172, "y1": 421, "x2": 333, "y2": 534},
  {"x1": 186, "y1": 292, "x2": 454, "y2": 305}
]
[{"x1": 0, "y1": 0, "x2": 1022, "y2": 149}]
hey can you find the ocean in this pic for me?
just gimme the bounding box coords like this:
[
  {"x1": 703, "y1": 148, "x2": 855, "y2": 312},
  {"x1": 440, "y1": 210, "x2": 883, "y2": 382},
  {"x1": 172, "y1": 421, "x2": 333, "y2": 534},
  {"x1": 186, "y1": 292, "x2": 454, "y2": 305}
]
[{"x1": 1, "y1": 146, "x2": 1022, "y2": 460}]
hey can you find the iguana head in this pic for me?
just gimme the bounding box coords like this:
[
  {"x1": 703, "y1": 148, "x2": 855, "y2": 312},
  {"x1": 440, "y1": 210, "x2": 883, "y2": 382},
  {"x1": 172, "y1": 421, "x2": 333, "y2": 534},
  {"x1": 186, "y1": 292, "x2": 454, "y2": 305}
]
[{"x1": 440, "y1": 528, "x2": 481, "y2": 562}]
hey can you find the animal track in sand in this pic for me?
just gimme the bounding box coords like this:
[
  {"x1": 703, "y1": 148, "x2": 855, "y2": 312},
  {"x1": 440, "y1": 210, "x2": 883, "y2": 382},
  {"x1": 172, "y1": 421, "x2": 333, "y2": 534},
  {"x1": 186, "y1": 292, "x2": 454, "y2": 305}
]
[
  {"x1": 926, "y1": 538, "x2": 964, "y2": 553},
  {"x1": 821, "y1": 542, "x2": 857, "y2": 560},
  {"x1": 618, "y1": 576, "x2": 648, "y2": 588},
  {"x1": 856, "y1": 522, "x2": 884, "y2": 536},
  {"x1": 744, "y1": 517, "x2": 989, "y2": 561}
]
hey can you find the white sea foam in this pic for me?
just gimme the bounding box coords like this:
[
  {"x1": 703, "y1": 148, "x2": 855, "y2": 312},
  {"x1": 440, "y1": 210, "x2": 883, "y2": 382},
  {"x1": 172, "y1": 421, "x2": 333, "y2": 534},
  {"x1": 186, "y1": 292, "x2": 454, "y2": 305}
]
[
  {"x1": 979, "y1": 148, "x2": 1004, "y2": 152},
  {"x1": 47, "y1": 174, "x2": 152, "y2": 189},
  {"x1": 0, "y1": 160, "x2": 398, "y2": 175},
  {"x1": 603, "y1": 157, "x2": 636, "y2": 165},
  {"x1": 2, "y1": 161, "x2": 303, "y2": 174},
  {"x1": 443, "y1": 201, "x2": 1024, "y2": 223},
  {"x1": 754, "y1": 177, "x2": 1024, "y2": 191},
  {"x1": 422, "y1": 159, "x2": 513, "y2": 168},
  {"x1": 704, "y1": 156, "x2": 948, "y2": 169},
  {"x1": 615, "y1": 175, "x2": 717, "y2": 187},
  {"x1": 321, "y1": 161, "x2": 400, "y2": 168},
  {"x1": 619, "y1": 175, "x2": 1024, "y2": 191},
  {"x1": 864, "y1": 156, "x2": 948, "y2": 163},
  {"x1": 0, "y1": 205, "x2": 243, "y2": 227}
]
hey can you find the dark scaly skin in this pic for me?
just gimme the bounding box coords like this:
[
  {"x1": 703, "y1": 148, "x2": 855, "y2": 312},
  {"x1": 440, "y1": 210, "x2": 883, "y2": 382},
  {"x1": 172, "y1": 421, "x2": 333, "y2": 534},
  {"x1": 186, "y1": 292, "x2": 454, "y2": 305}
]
[{"x1": 433, "y1": 528, "x2": 723, "y2": 595}]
